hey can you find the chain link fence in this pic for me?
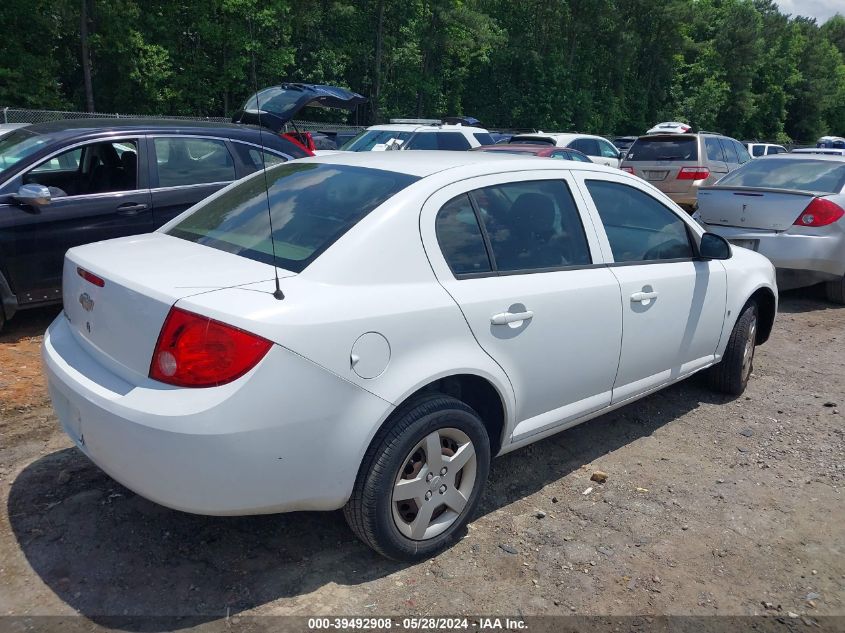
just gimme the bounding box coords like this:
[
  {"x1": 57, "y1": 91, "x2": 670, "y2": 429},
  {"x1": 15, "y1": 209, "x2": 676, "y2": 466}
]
[{"x1": 1, "y1": 107, "x2": 365, "y2": 133}]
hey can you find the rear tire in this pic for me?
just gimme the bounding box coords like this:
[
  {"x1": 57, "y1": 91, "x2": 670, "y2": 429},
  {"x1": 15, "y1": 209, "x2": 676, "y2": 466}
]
[
  {"x1": 343, "y1": 394, "x2": 490, "y2": 561},
  {"x1": 708, "y1": 301, "x2": 758, "y2": 396},
  {"x1": 825, "y1": 276, "x2": 845, "y2": 304}
]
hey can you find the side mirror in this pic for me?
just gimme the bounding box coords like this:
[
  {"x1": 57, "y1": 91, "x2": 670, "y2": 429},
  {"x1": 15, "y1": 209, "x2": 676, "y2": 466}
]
[
  {"x1": 14, "y1": 184, "x2": 51, "y2": 206},
  {"x1": 699, "y1": 232, "x2": 731, "y2": 260}
]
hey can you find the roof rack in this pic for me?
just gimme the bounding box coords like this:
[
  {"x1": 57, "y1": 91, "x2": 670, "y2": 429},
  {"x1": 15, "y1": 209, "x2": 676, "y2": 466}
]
[
  {"x1": 698, "y1": 130, "x2": 723, "y2": 136},
  {"x1": 389, "y1": 118, "x2": 441, "y2": 125}
]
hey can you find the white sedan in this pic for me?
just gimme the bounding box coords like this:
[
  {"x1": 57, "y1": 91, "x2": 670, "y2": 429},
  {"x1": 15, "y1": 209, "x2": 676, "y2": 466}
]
[{"x1": 42, "y1": 152, "x2": 777, "y2": 560}]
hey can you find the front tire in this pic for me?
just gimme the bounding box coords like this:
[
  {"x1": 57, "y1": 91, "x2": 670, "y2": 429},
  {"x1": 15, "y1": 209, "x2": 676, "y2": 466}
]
[
  {"x1": 343, "y1": 394, "x2": 490, "y2": 561},
  {"x1": 825, "y1": 276, "x2": 845, "y2": 304},
  {"x1": 708, "y1": 301, "x2": 758, "y2": 395}
]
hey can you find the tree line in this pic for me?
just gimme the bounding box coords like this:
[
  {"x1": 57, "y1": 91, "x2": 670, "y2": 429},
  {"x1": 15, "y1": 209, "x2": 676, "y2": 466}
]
[{"x1": 2, "y1": 0, "x2": 844, "y2": 142}]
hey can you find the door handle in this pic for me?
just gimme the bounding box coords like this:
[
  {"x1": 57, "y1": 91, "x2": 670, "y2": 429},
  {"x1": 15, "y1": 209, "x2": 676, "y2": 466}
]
[
  {"x1": 116, "y1": 202, "x2": 149, "y2": 215},
  {"x1": 631, "y1": 291, "x2": 658, "y2": 303},
  {"x1": 490, "y1": 310, "x2": 534, "y2": 325}
]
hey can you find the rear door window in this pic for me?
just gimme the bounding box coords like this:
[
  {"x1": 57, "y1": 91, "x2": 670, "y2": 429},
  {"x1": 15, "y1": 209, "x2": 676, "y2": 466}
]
[
  {"x1": 167, "y1": 163, "x2": 418, "y2": 272},
  {"x1": 435, "y1": 194, "x2": 492, "y2": 275},
  {"x1": 231, "y1": 142, "x2": 288, "y2": 174},
  {"x1": 625, "y1": 136, "x2": 698, "y2": 161},
  {"x1": 468, "y1": 180, "x2": 592, "y2": 272},
  {"x1": 705, "y1": 137, "x2": 726, "y2": 161},
  {"x1": 153, "y1": 137, "x2": 236, "y2": 187},
  {"x1": 734, "y1": 140, "x2": 752, "y2": 164},
  {"x1": 585, "y1": 180, "x2": 693, "y2": 262},
  {"x1": 751, "y1": 145, "x2": 765, "y2": 157},
  {"x1": 720, "y1": 138, "x2": 739, "y2": 164}
]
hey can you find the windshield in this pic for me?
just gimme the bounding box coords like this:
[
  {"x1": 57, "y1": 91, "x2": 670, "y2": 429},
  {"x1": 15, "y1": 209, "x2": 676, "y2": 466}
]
[
  {"x1": 340, "y1": 130, "x2": 414, "y2": 151},
  {"x1": 0, "y1": 129, "x2": 49, "y2": 173},
  {"x1": 167, "y1": 163, "x2": 419, "y2": 272},
  {"x1": 715, "y1": 158, "x2": 845, "y2": 193},
  {"x1": 625, "y1": 136, "x2": 698, "y2": 161}
]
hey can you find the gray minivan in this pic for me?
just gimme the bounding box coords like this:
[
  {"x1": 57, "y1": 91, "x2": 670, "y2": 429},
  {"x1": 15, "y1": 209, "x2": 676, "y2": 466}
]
[{"x1": 621, "y1": 132, "x2": 751, "y2": 212}]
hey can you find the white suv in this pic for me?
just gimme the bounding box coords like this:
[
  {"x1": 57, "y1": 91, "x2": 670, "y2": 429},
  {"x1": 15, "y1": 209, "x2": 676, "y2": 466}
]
[
  {"x1": 508, "y1": 133, "x2": 622, "y2": 168},
  {"x1": 341, "y1": 120, "x2": 493, "y2": 152},
  {"x1": 745, "y1": 142, "x2": 787, "y2": 158},
  {"x1": 43, "y1": 152, "x2": 777, "y2": 561}
]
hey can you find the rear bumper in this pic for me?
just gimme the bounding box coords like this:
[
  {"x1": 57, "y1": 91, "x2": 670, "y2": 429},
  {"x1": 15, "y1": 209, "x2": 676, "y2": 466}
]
[
  {"x1": 42, "y1": 315, "x2": 393, "y2": 515},
  {"x1": 696, "y1": 221, "x2": 845, "y2": 286}
]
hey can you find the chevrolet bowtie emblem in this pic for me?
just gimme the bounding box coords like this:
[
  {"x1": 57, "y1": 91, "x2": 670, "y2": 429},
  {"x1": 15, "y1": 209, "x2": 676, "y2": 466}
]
[{"x1": 79, "y1": 292, "x2": 94, "y2": 312}]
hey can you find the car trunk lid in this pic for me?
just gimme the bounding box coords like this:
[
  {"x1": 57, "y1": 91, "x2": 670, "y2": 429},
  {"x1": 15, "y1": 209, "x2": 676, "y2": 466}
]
[
  {"x1": 63, "y1": 232, "x2": 293, "y2": 382},
  {"x1": 697, "y1": 187, "x2": 815, "y2": 231}
]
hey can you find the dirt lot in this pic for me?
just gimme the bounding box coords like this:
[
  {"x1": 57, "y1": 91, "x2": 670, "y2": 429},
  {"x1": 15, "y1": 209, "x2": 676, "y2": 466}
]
[{"x1": 0, "y1": 291, "x2": 843, "y2": 630}]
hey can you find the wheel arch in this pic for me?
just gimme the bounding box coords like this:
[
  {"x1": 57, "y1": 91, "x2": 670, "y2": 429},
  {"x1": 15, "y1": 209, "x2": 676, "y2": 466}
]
[
  {"x1": 749, "y1": 286, "x2": 776, "y2": 344},
  {"x1": 377, "y1": 371, "x2": 513, "y2": 458}
]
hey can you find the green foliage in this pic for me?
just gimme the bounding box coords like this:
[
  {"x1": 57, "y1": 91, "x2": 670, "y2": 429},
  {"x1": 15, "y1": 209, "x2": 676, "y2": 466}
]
[{"x1": 0, "y1": 0, "x2": 843, "y2": 141}]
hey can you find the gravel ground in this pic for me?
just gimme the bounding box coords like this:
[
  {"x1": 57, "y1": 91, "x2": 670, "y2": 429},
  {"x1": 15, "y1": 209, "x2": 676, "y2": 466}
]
[{"x1": 0, "y1": 289, "x2": 842, "y2": 631}]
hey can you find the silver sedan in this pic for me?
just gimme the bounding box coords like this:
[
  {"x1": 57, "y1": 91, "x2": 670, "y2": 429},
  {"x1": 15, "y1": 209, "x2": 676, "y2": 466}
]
[{"x1": 694, "y1": 154, "x2": 845, "y2": 303}]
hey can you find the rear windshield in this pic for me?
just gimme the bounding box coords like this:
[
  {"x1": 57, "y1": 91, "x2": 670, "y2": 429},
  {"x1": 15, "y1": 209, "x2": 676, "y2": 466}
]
[
  {"x1": 625, "y1": 136, "x2": 699, "y2": 161},
  {"x1": 715, "y1": 158, "x2": 845, "y2": 193},
  {"x1": 167, "y1": 163, "x2": 419, "y2": 272}
]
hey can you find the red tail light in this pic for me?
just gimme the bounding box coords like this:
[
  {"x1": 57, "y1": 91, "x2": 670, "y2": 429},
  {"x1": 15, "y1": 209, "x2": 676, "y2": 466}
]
[
  {"x1": 77, "y1": 266, "x2": 105, "y2": 287},
  {"x1": 621, "y1": 166, "x2": 635, "y2": 174},
  {"x1": 677, "y1": 166, "x2": 710, "y2": 180},
  {"x1": 149, "y1": 307, "x2": 272, "y2": 388},
  {"x1": 793, "y1": 197, "x2": 845, "y2": 227}
]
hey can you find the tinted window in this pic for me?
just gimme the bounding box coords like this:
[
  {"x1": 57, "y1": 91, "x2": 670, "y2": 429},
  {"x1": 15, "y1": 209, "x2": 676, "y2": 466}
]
[
  {"x1": 751, "y1": 145, "x2": 765, "y2": 157},
  {"x1": 705, "y1": 137, "x2": 726, "y2": 161},
  {"x1": 435, "y1": 194, "x2": 492, "y2": 275},
  {"x1": 585, "y1": 180, "x2": 693, "y2": 262},
  {"x1": 720, "y1": 138, "x2": 739, "y2": 163},
  {"x1": 153, "y1": 137, "x2": 235, "y2": 187},
  {"x1": 473, "y1": 132, "x2": 495, "y2": 146},
  {"x1": 470, "y1": 180, "x2": 592, "y2": 272},
  {"x1": 715, "y1": 158, "x2": 845, "y2": 193},
  {"x1": 231, "y1": 143, "x2": 288, "y2": 174},
  {"x1": 570, "y1": 138, "x2": 601, "y2": 156},
  {"x1": 435, "y1": 133, "x2": 471, "y2": 151},
  {"x1": 168, "y1": 164, "x2": 418, "y2": 272},
  {"x1": 405, "y1": 133, "x2": 437, "y2": 150},
  {"x1": 406, "y1": 133, "x2": 471, "y2": 151},
  {"x1": 625, "y1": 136, "x2": 698, "y2": 161}
]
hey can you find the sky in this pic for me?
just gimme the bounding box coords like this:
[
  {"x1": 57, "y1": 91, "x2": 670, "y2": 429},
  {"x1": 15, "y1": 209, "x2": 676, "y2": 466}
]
[{"x1": 776, "y1": 0, "x2": 843, "y2": 23}]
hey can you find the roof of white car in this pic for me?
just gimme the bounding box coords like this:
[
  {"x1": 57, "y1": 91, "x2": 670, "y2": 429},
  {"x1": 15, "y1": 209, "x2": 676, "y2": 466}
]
[
  {"x1": 295, "y1": 149, "x2": 619, "y2": 178},
  {"x1": 511, "y1": 132, "x2": 604, "y2": 143},
  {"x1": 366, "y1": 123, "x2": 488, "y2": 133}
]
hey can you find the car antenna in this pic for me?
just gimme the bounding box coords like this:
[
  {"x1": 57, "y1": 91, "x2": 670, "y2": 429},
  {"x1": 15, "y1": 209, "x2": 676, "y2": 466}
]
[{"x1": 251, "y1": 48, "x2": 284, "y2": 301}]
